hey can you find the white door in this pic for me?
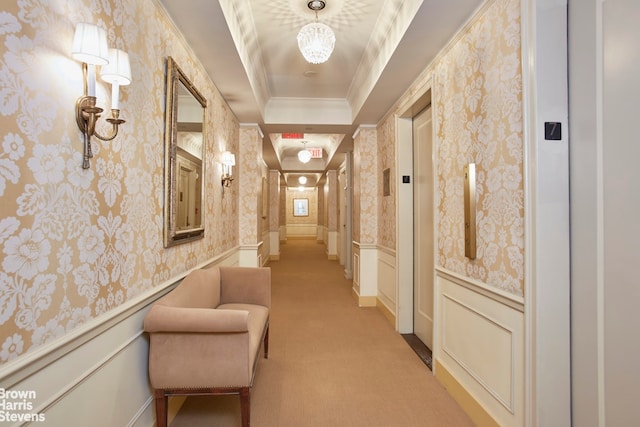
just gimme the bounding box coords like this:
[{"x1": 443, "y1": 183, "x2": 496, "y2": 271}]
[{"x1": 413, "y1": 106, "x2": 434, "y2": 348}]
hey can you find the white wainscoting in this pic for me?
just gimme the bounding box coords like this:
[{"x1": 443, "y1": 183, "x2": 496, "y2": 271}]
[
  {"x1": 317, "y1": 225, "x2": 326, "y2": 243},
  {"x1": 351, "y1": 242, "x2": 377, "y2": 306},
  {"x1": 352, "y1": 248, "x2": 360, "y2": 296},
  {"x1": 0, "y1": 249, "x2": 239, "y2": 427},
  {"x1": 285, "y1": 223, "x2": 317, "y2": 238},
  {"x1": 326, "y1": 230, "x2": 338, "y2": 260},
  {"x1": 269, "y1": 231, "x2": 280, "y2": 260},
  {"x1": 377, "y1": 247, "x2": 396, "y2": 317},
  {"x1": 260, "y1": 230, "x2": 270, "y2": 266},
  {"x1": 436, "y1": 270, "x2": 524, "y2": 427}
]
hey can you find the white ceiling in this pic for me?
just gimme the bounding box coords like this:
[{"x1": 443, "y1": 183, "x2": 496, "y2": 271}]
[{"x1": 158, "y1": 0, "x2": 484, "y2": 187}]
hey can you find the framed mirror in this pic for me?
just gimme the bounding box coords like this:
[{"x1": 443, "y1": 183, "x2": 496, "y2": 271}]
[{"x1": 163, "y1": 57, "x2": 207, "y2": 247}]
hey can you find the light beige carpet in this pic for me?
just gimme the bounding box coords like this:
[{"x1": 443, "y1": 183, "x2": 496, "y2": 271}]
[{"x1": 170, "y1": 239, "x2": 473, "y2": 427}]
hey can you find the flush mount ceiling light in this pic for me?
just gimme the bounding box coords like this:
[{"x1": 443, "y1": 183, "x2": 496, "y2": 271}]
[
  {"x1": 298, "y1": 140, "x2": 312, "y2": 163},
  {"x1": 298, "y1": 176, "x2": 308, "y2": 184},
  {"x1": 297, "y1": 0, "x2": 335, "y2": 64}
]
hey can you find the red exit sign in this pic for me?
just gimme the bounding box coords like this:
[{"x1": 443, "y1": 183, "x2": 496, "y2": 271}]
[{"x1": 282, "y1": 133, "x2": 304, "y2": 139}]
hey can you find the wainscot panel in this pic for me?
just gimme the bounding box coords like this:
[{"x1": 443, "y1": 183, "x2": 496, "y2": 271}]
[
  {"x1": 377, "y1": 247, "x2": 396, "y2": 316},
  {"x1": 352, "y1": 247, "x2": 361, "y2": 296},
  {"x1": 286, "y1": 224, "x2": 318, "y2": 238},
  {"x1": 0, "y1": 250, "x2": 239, "y2": 427},
  {"x1": 435, "y1": 271, "x2": 524, "y2": 427}
]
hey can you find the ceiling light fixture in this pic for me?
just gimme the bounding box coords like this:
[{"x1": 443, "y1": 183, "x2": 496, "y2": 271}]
[
  {"x1": 297, "y1": 1, "x2": 335, "y2": 64},
  {"x1": 298, "y1": 140, "x2": 312, "y2": 163},
  {"x1": 298, "y1": 176, "x2": 308, "y2": 185}
]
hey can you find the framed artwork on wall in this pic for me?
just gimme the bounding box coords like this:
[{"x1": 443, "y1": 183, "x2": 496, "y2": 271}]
[{"x1": 293, "y1": 198, "x2": 309, "y2": 216}]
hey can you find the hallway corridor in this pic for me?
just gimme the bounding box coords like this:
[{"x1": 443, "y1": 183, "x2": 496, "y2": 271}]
[{"x1": 171, "y1": 239, "x2": 472, "y2": 426}]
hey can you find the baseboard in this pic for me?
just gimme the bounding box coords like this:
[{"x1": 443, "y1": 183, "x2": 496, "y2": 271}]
[
  {"x1": 327, "y1": 254, "x2": 338, "y2": 261},
  {"x1": 376, "y1": 298, "x2": 395, "y2": 326},
  {"x1": 351, "y1": 291, "x2": 376, "y2": 307},
  {"x1": 434, "y1": 360, "x2": 500, "y2": 427},
  {"x1": 269, "y1": 254, "x2": 280, "y2": 261}
]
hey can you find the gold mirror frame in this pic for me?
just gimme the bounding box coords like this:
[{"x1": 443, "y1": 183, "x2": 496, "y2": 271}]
[{"x1": 163, "y1": 57, "x2": 207, "y2": 247}]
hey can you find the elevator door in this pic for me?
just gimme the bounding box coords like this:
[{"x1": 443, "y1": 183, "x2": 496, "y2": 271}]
[{"x1": 413, "y1": 106, "x2": 434, "y2": 349}]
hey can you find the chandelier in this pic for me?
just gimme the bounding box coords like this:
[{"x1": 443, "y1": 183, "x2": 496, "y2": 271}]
[
  {"x1": 297, "y1": 1, "x2": 335, "y2": 64},
  {"x1": 298, "y1": 141, "x2": 312, "y2": 163}
]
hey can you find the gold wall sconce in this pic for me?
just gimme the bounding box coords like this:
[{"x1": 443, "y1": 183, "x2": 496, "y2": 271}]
[
  {"x1": 221, "y1": 151, "x2": 236, "y2": 188},
  {"x1": 72, "y1": 23, "x2": 131, "y2": 169}
]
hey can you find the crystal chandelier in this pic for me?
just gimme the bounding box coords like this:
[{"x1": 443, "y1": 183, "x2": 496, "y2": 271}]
[
  {"x1": 297, "y1": 1, "x2": 335, "y2": 64},
  {"x1": 298, "y1": 141, "x2": 312, "y2": 163}
]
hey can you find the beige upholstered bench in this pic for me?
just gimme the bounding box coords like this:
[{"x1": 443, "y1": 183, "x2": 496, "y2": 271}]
[{"x1": 144, "y1": 266, "x2": 271, "y2": 427}]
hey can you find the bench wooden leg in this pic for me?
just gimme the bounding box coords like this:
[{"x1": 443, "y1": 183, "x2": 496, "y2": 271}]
[
  {"x1": 154, "y1": 389, "x2": 168, "y2": 427},
  {"x1": 264, "y1": 326, "x2": 269, "y2": 359},
  {"x1": 239, "y1": 387, "x2": 251, "y2": 427}
]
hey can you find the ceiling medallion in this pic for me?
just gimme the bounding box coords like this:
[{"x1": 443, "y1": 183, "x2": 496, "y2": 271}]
[{"x1": 297, "y1": 0, "x2": 335, "y2": 64}]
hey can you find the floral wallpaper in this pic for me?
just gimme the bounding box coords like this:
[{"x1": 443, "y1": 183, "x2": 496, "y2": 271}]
[
  {"x1": 326, "y1": 170, "x2": 338, "y2": 231},
  {"x1": 434, "y1": 0, "x2": 523, "y2": 295},
  {"x1": 239, "y1": 126, "x2": 262, "y2": 244},
  {"x1": 377, "y1": 118, "x2": 396, "y2": 249},
  {"x1": 268, "y1": 170, "x2": 279, "y2": 232},
  {"x1": 0, "y1": 0, "x2": 239, "y2": 365},
  {"x1": 318, "y1": 181, "x2": 325, "y2": 227},
  {"x1": 353, "y1": 127, "x2": 377, "y2": 244}
]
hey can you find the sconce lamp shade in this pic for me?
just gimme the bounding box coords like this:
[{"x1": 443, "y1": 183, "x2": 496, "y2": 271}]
[
  {"x1": 101, "y1": 49, "x2": 132, "y2": 85},
  {"x1": 221, "y1": 151, "x2": 236, "y2": 166},
  {"x1": 71, "y1": 23, "x2": 109, "y2": 65}
]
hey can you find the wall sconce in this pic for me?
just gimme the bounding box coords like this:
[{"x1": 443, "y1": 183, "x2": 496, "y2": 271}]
[
  {"x1": 221, "y1": 151, "x2": 236, "y2": 188},
  {"x1": 72, "y1": 23, "x2": 131, "y2": 169}
]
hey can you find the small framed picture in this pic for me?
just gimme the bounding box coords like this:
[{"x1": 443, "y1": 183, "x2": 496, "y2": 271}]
[{"x1": 293, "y1": 198, "x2": 309, "y2": 216}]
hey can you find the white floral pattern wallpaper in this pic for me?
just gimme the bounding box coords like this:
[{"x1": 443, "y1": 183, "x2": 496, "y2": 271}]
[
  {"x1": 353, "y1": 127, "x2": 377, "y2": 244},
  {"x1": 434, "y1": 0, "x2": 523, "y2": 295},
  {"x1": 268, "y1": 170, "x2": 279, "y2": 231},
  {"x1": 326, "y1": 170, "x2": 338, "y2": 231},
  {"x1": 239, "y1": 126, "x2": 262, "y2": 244},
  {"x1": 0, "y1": 0, "x2": 240, "y2": 365},
  {"x1": 377, "y1": 119, "x2": 395, "y2": 249}
]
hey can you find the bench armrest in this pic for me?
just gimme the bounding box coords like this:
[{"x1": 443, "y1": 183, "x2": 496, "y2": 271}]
[{"x1": 144, "y1": 305, "x2": 248, "y2": 333}]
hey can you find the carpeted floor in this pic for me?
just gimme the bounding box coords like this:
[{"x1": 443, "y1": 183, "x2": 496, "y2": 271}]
[{"x1": 170, "y1": 239, "x2": 472, "y2": 426}]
